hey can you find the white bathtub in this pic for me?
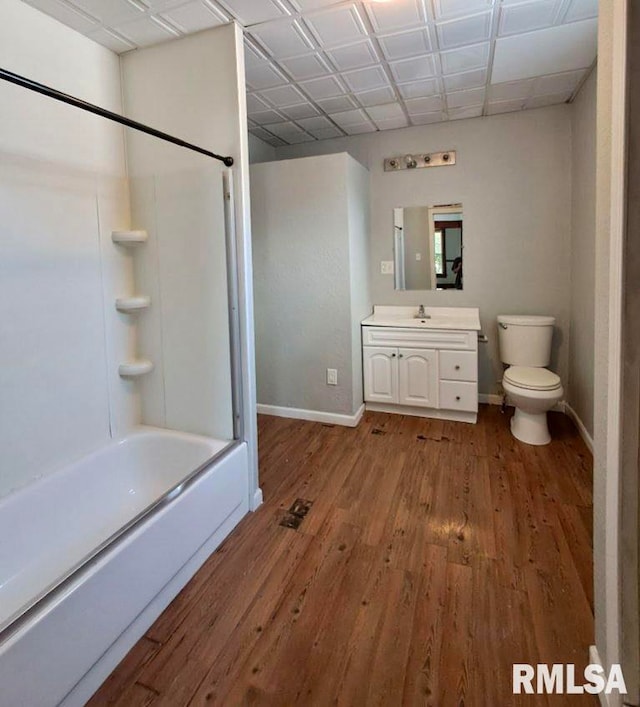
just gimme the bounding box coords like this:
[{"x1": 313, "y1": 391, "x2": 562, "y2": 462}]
[{"x1": 0, "y1": 426, "x2": 250, "y2": 707}]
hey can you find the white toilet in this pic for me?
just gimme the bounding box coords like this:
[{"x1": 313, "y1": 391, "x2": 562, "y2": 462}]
[{"x1": 497, "y1": 315, "x2": 563, "y2": 445}]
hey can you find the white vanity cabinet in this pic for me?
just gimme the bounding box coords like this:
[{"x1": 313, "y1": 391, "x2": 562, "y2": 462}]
[{"x1": 361, "y1": 306, "x2": 481, "y2": 424}]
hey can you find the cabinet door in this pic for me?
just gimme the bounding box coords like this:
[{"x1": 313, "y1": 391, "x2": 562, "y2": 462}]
[
  {"x1": 398, "y1": 348, "x2": 439, "y2": 408},
  {"x1": 363, "y1": 347, "x2": 399, "y2": 403}
]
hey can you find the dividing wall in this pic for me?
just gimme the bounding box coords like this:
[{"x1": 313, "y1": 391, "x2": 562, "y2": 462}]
[{"x1": 251, "y1": 153, "x2": 370, "y2": 421}]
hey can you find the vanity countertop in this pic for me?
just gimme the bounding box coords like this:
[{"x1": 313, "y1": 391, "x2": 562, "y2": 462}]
[{"x1": 362, "y1": 305, "x2": 481, "y2": 331}]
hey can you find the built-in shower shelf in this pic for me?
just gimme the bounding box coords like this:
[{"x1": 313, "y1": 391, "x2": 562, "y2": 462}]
[
  {"x1": 112, "y1": 230, "x2": 148, "y2": 246},
  {"x1": 118, "y1": 359, "x2": 154, "y2": 378},
  {"x1": 115, "y1": 296, "x2": 151, "y2": 313}
]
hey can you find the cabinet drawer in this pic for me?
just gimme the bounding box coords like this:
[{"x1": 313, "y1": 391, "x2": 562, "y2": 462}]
[
  {"x1": 439, "y1": 350, "x2": 477, "y2": 382},
  {"x1": 439, "y1": 381, "x2": 478, "y2": 412},
  {"x1": 362, "y1": 326, "x2": 476, "y2": 351}
]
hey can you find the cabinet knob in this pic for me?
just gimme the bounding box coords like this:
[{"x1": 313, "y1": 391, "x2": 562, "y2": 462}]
[
  {"x1": 391, "y1": 353, "x2": 396, "y2": 357},
  {"x1": 398, "y1": 354, "x2": 404, "y2": 358},
  {"x1": 455, "y1": 365, "x2": 460, "y2": 370},
  {"x1": 456, "y1": 396, "x2": 461, "y2": 401}
]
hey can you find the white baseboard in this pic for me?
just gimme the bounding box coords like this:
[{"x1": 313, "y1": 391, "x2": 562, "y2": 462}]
[
  {"x1": 257, "y1": 403, "x2": 365, "y2": 428},
  {"x1": 563, "y1": 402, "x2": 594, "y2": 454},
  {"x1": 251, "y1": 487, "x2": 263, "y2": 511}
]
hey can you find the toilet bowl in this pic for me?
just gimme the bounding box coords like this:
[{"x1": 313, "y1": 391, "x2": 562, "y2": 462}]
[{"x1": 502, "y1": 366, "x2": 563, "y2": 445}]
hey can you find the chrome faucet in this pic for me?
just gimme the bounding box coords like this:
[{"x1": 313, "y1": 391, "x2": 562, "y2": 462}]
[{"x1": 415, "y1": 304, "x2": 428, "y2": 319}]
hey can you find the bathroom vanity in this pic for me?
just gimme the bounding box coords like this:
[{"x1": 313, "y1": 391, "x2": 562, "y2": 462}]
[{"x1": 361, "y1": 306, "x2": 481, "y2": 423}]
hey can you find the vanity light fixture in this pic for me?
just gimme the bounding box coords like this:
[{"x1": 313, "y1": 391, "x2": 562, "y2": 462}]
[{"x1": 384, "y1": 150, "x2": 456, "y2": 172}]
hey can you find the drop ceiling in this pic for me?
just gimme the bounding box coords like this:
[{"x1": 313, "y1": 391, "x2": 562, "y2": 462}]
[{"x1": 21, "y1": 0, "x2": 598, "y2": 146}]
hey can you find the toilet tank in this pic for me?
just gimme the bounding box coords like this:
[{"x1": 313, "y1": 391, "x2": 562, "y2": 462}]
[{"x1": 497, "y1": 315, "x2": 556, "y2": 367}]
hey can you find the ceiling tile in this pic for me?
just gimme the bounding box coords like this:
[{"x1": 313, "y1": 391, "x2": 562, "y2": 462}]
[
  {"x1": 433, "y1": 0, "x2": 493, "y2": 20},
  {"x1": 443, "y1": 67, "x2": 487, "y2": 92},
  {"x1": 405, "y1": 95, "x2": 444, "y2": 114},
  {"x1": 245, "y1": 62, "x2": 288, "y2": 89},
  {"x1": 244, "y1": 41, "x2": 268, "y2": 67},
  {"x1": 447, "y1": 86, "x2": 485, "y2": 107},
  {"x1": 343, "y1": 122, "x2": 377, "y2": 134},
  {"x1": 365, "y1": 0, "x2": 427, "y2": 33},
  {"x1": 329, "y1": 108, "x2": 371, "y2": 126},
  {"x1": 342, "y1": 66, "x2": 389, "y2": 92},
  {"x1": 448, "y1": 104, "x2": 483, "y2": 120},
  {"x1": 304, "y1": 5, "x2": 368, "y2": 48},
  {"x1": 311, "y1": 126, "x2": 345, "y2": 138},
  {"x1": 290, "y1": 0, "x2": 345, "y2": 9},
  {"x1": 159, "y1": 1, "x2": 227, "y2": 33},
  {"x1": 377, "y1": 28, "x2": 431, "y2": 61},
  {"x1": 326, "y1": 41, "x2": 379, "y2": 71},
  {"x1": 397, "y1": 78, "x2": 440, "y2": 99},
  {"x1": 410, "y1": 111, "x2": 447, "y2": 125},
  {"x1": 440, "y1": 42, "x2": 490, "y2": 74},
  {"x1": 300, "y1": 75, "x2": 346, "y2": 99},
  {"x1": 355, "y1": 86, "x2": 397, "y2": 106},
  {"x1": 365, "y1": 102, "x2": 405, "y2": 121},
  {"x1": 87, "y1": 27, "x2": 135, "y2": 52},
  {"x1": 258, "y1": 84, "x2": 307, "y2": 107},
  {"x1": 374, "y1": 115, "x2": 410, "y2": 130},
  {"x1": 27, "y1": 0, "x2": 99, "y2": 33},
  {"x1": 488, "y1": 78, "x2": 535, "y2": 100},
  {"x1": 436, "y1": 11, "x2": 493, "y2": 50},
  {"x1": 316, "y1": 95, "x2": 357, "y2": 112},
  {"x1": 296, "y1": 115, "x2": 335, "y2": 130},
  {"x1": 486, "y1": 98, "x2": 526, "y2": 114},
  {"x1": 250, "y1": 20, "x2": 315, "y2": 59},
  {"x1": 492, "y1": 18, "x2": 597, "y2": 83},
  {"x1": 532, "y1": 69, "x2": 585, "y2": 95},
  {"x1": 280, "y1": 102, "x2": 321, "y2": 119},
  {"x1": 265, "y1": 121, "x2": 311, "y2": 138},
  {"x1": 525, "y1": 90, "x2": 572, "y2": 108},
  {"x1": 499, "y1": 0, "x2": 560, "y2": 37},
  {"x1": 564, "y1": 0, "x2": 598, "y2": 22},
  {"x1": 246, "y1": 93, "x2": 270, "y2": 112},
  {"x1": 389, "y1": 55, "x2": 436, "y2": 82},
  {"x1": 64, "y1": 0, "x2": 143, "y2": 24},
  {"x1": 117, "y1": 16, "x2": 179, "y2": 46},
  {"x1": 216, "y1": 0, "x2": 289, "y2": 24},
  {"x1": 249, "y1": 109, "x2": 287, "y2": 124},
  {"x1": 279, "y1": 53, "x2": 331, "y2": 79}
]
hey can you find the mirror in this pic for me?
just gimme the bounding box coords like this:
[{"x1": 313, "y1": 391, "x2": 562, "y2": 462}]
[{"x1": 393, "y1": 203, "x2": 463, "y2": 291}]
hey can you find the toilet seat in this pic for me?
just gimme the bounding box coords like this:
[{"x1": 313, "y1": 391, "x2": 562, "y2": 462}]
[{"x1": 504, "y1": 366, "x2": 561, "y2": 391}]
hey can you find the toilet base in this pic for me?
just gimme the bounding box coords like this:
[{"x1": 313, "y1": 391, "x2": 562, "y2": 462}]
[{"x1": 510, "y1": 408, "x2": 551, "y2": 446}]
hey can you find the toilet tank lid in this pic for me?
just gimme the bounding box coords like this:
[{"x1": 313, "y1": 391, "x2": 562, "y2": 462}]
[{"x1": 497, "y1": 314, "x2": 555, "y2": 326}]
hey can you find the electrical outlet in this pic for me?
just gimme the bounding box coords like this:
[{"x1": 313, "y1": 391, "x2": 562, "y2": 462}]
[
  {"x1": 327, "y1": 368, "x2": 338, "y2": 385},
  {"x1": 380, "y1": 260, "x2": 394, "y2": 275}
]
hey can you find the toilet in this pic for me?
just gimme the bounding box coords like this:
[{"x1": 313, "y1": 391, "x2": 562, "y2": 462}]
[{"x1": 497, "y1": 315, "x2": 563, "y2": 445}]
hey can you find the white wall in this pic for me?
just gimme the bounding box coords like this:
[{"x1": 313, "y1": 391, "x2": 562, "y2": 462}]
[
  {"x1": 569, "y1": 69, "x2": 597, "y2": 438},
  {"x1": 275, "y1": 106, "x2": 573, "y2": 396},
  {"x1": 121, "y1": 24, "x2": 259, "y2": 500},
  {"x1": 251, "y1": 153, "x2": 370, "y2": 417},
  {"x1": 0, "y1": 0, "x2": 132, "y2": 497}
]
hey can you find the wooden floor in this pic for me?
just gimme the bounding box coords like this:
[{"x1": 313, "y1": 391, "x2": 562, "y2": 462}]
[{"x1": 90, "y1": 406, "x2": 594, "y2": 706}]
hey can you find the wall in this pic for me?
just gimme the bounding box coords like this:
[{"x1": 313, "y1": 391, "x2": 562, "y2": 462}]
[
  {"x1": 249, "y1": 133, "x2": 276, "y2": 163},
  {"x1": 121, "y1": 24, "x2": 260, "y2": 502},
  {"x1": 251, "y1": 153, "x2": 370, "y2": 417},
  {"x1": 593, "y1": 0, "x2": 626, "y2": 700},
  {"x1": 568, "y1": 69, "x2": 597, "y2": 439},
  {"x1": 275, "y1": 106, "x2": 573, "y2": 396},
  {"x1": 403, "y1": 207, "x2": 431, "y2": 290},
  {"x1": 0, "y1": 0, "x2": 131, "y2": 498}
]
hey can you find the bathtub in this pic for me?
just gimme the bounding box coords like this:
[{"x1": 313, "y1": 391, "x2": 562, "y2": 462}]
[{"x1": 0, "y1": 426, "x2": 250, "y2": 707}]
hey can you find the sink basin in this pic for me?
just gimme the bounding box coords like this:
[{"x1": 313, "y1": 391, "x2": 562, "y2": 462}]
[{"x1": 362, "y1": 306, "x2": 481, "y2": 331}]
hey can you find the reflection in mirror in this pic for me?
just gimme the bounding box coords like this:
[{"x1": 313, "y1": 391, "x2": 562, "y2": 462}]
[{"x1": 393, "y1": 203, "x2": 463, "y2": 291}]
